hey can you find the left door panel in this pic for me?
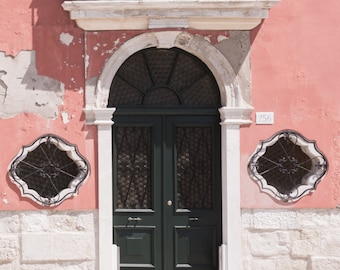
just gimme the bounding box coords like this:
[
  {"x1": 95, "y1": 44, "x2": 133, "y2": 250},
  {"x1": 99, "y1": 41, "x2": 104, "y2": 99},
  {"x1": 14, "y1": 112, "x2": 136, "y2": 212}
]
[{"x1": 113, "y1": 115, "x2": 162, "y2": 270}]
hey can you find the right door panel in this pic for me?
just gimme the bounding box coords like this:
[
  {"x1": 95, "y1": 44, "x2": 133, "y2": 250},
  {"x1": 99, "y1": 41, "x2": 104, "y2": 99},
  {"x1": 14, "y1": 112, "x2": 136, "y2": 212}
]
[{"x1": 164, "y1": 116, "x2": 221, "y2": 270}]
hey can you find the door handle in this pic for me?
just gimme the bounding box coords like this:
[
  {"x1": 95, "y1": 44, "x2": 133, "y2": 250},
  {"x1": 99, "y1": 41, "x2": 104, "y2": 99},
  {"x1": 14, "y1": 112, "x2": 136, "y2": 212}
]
[
  {"x1": 128, "y1": 217, "x2": 142, "y2": 222},
  {"x1": 126, "y1": 217, "x2": 142, "y2": 227},
  {"x1": 188, "y1": 217, "x2": 201, "y2": 222}
]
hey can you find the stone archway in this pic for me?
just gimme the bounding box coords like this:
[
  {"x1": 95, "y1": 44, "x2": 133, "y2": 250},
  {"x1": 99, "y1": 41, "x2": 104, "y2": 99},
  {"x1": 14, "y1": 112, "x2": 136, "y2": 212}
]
[{"x1": 94, "y1": 31, "x2": 250, "y2": 109}]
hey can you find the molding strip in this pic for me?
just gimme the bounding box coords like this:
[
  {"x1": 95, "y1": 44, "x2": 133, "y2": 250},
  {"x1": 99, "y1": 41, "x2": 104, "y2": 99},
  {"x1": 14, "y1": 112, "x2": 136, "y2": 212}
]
[{"x1": 62, "y1": 0, "x2": 281, "y2": 30}]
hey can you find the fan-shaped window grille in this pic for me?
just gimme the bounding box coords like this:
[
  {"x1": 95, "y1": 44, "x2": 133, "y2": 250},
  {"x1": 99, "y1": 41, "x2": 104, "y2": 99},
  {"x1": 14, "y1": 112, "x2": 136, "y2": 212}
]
[
  {"x1": 248, "y1": 130, "x2": 328, "y2": 202},
  {"x1": 108, "y1": 47, "x2": 220, "y2": 107},
  {"x1": 9, "y1": 134, "x2": 90, "y2": 206}
]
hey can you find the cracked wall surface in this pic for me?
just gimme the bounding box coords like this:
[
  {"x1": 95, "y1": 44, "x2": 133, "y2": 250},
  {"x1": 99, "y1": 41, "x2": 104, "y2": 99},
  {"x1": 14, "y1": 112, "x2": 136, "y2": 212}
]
[{"x1": 0, "y1": 51, "x2": 64, "y2": 119}]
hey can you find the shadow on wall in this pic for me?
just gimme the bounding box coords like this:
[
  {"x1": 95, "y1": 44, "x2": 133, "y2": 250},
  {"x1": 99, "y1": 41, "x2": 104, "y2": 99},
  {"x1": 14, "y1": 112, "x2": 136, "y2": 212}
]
[
  {"x1": 215, "y1": 30, "x2": 252, "y2": 104},
  {"x1": 0, "y1": 1, "x2": 82, "y2": 119},
  {"x1": 30, "y1": 0, "x2": 85, "y2": 90}
]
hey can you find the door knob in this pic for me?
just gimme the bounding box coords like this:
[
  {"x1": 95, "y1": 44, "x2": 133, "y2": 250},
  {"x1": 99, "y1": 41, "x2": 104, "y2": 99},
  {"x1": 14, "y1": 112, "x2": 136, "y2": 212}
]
[{"x1": 167, "y1": 200, "x2": 172, "y2": 206}]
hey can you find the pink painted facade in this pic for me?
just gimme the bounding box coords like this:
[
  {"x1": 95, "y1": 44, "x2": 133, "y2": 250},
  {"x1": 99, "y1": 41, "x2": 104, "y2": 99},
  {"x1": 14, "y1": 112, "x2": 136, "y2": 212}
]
[
  {"x1": 1, "y1": 0, "x2": 339, "y2": 210},
  {"x1": 242, "y1": 0, "x2": 340, "y2": 208},
  {"x1": 0, "y1": 0, "x2": 96, "y2": 210},
  {"x1": 1, "y1": 0, "x2": 340, "y2": 269}
]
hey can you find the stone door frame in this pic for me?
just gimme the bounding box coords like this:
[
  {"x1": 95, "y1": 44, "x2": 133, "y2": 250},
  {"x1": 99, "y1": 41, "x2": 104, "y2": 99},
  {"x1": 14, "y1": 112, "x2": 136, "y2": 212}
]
[{"x1": 84, "y1": 31, "x2": 253, "y2": 270}]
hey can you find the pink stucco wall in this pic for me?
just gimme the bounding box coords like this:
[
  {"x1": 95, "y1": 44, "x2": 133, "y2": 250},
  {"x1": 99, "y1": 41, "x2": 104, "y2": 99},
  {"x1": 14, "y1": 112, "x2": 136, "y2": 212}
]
[
  {"x1": 1, "y1": 0, "x2": 339, "y2": 210},
  {"x1": 0, "y1": 0, "x2": 230, "y2": 210},
  {"x1": 0, "y1": 0, "x2": 96, "y2": 210},
  {"x1": 241, "y1": 0, "x2": 340, "y2": 208}
]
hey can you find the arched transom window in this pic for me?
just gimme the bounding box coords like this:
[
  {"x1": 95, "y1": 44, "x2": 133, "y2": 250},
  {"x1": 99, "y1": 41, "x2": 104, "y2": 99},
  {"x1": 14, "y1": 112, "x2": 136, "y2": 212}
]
[{"x1": 108, "y1": 47, "x2": 220, "y2": 107}]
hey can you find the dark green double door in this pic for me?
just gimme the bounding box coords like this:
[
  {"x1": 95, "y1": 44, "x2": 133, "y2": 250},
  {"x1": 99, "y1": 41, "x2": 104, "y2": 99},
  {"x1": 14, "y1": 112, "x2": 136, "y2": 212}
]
[{"x1": 113, "y1": 113, "x2": 221, "y2": 270}]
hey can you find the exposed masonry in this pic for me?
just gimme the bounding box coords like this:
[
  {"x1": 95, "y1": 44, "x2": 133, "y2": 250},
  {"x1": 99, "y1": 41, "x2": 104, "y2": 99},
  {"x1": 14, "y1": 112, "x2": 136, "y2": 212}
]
[
  {"x1": 0, "y1": 210, "x2": 96, "y2": 270},
  {"x1": 0, "y1": 51, "x2": 64, "y2": 119},
  {"x1": 1, "y1": 209, "x2": 340, "y2": 269},
  {"x1": 242, "y1": 209, "x2": 340, "y2": 270}
]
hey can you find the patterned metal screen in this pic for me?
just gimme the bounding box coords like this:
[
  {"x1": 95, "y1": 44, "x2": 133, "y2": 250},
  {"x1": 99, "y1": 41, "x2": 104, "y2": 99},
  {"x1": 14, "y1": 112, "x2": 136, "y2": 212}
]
[
  {"x1": 9, "y1": 134, "x2": 90, "y2": 206},
  {"x1": 115, "y1": 126, "x2": 152, "y2": 209},
  {"x1": 248, "y1": 130, "x2": 328, "y2": 202},
  {"x1": 108, "y1": 48, "x2": 220, "y2": 107},
  {"x1": 255, "y1": 137, "x2": 312, "y2": 194},
  {"x1": 176, "y1": 126, "x2": 213, "y2": 209},
  {"x1": 15, "y1": 143, "x2": 79, "y2": 198}
]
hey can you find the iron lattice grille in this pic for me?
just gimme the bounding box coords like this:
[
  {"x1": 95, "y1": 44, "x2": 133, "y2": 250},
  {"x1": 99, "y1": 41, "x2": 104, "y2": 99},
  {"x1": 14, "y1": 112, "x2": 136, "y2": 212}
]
[
  {"x1": 176, "y1": 126, "x2": 213, "y2": 209},
  {"x1": 115, "y1": 126, "x2": 152, "y2": 209},
  {"x1": 9, "y1": 134, "x2": 90, "y2": 206},
  {"x1": 248, "y1": 130, "x2": 328, "y2": 202},
  {"x1": 108, "y1": 48, "x2": 220, "y2": 107}
]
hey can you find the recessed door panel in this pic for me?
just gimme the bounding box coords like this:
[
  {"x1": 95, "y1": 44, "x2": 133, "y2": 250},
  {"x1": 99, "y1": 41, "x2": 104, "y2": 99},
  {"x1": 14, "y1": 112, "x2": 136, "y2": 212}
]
[
  {"x1": 175, "y1": 227, "x2": 217, "y2": 268},
  {"x1": 117, "y1": 227, "x2": 155, "y2": 267}
]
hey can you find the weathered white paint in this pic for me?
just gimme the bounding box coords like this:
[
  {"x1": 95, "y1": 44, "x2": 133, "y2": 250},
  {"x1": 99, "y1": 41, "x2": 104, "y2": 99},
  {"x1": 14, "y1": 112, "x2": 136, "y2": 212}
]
[{"x1": 62, "y1": 0, "x2": 281, "y2": 30}]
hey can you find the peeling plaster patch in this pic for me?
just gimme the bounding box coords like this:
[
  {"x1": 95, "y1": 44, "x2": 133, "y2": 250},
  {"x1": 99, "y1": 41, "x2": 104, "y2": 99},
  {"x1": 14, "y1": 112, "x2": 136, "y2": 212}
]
[
  {"x1": 1, "y1": 192, "x2": 8, "y2": 205},
  {"x1": 61, "y1": 110, "x2": 70, "y2": 124},
  {"x1": 203, "y1": 36, "x2": 211, "y2": 43},
  {"x1": 217, "y1": 35, "x2": 229, "y2": 43},
  {"x1": 114, "y1": 38, "x2": 121, "y2": 48},
  {"x1": 101, "y1": 49, "x2": 114, "y2": 57},
  {"x1": 93, "y1": 43, "x2": 101, "y2": 51},
  {"x1": 79, "y1": 87, "x2": 84, "y2": 94},
  {"x1": 60, "y1": 32, "x2": 74, "y2": 46},
  {"x1": 0, "y1": 51, "x2": 64, "y2": 119}
]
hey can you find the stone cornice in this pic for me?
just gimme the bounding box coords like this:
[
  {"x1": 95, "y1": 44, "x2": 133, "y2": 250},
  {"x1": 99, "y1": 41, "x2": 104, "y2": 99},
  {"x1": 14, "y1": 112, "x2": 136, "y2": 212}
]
[
  {"x1": 62, "y1": 0, "x2": 280, "y2": 30},
  {"x1": 83, "y1": 108, "x2": 116, "y2": 126},
  {"x1": 219, "y1": 106, "x2": 253, "y2": 126}
]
